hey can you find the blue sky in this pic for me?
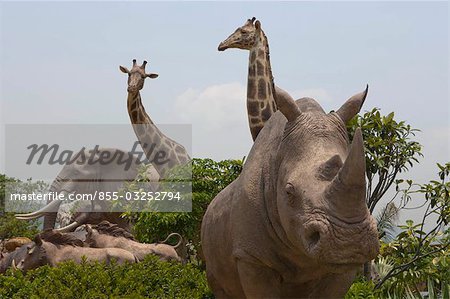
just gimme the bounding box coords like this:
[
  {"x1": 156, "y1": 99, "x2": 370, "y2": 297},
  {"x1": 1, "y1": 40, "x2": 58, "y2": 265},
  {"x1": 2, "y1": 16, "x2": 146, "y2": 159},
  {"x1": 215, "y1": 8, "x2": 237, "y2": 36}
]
[{"x1": 0, "y1": 2, "x2": 449, "y2": 221}]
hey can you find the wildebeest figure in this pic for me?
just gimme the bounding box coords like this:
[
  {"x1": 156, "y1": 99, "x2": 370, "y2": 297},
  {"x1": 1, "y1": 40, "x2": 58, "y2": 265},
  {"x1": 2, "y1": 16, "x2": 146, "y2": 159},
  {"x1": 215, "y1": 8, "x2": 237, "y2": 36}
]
[
  {"x1": 17, "y1": 230, "x2": 138, "y2": 271},
  {"x1": 86, "y1": 221, "x2": 182, "y2": 262}
]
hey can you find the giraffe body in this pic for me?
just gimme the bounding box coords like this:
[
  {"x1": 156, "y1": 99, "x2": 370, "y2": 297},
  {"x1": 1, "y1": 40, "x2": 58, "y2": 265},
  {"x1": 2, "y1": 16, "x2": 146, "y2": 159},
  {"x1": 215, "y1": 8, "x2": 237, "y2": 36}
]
[
  {"x1": 120, "y1": 60, "x2": 190, "y2": 178},
  {"x1": 219, "y1": 18, "x2": 278, "y2": 141}
]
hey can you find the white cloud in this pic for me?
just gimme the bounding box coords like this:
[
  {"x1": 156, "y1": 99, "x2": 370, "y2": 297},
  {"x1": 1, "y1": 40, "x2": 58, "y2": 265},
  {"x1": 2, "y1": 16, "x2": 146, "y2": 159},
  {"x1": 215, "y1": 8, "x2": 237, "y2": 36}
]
[
  {"x1": 174, "y1": 82, "x2": 248, "y2": 131},
  {"x1": 173, "y1": 82, "x2": 253, "y2": 160}
]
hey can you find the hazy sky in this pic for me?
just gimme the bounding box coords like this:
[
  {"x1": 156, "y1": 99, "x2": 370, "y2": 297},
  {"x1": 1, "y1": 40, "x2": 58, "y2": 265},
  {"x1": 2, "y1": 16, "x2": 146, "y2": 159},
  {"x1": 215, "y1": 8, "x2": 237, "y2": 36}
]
[{"x1": 0, "y1": 2, "x2": 448, "y2": 222}]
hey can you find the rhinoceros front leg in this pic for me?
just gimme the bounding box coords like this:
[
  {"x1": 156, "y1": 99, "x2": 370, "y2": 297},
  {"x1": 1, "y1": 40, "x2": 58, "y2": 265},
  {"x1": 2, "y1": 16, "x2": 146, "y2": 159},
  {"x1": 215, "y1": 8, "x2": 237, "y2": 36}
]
[{"x1": 237, "y1": 261, "x2": 282, "y2": 298}]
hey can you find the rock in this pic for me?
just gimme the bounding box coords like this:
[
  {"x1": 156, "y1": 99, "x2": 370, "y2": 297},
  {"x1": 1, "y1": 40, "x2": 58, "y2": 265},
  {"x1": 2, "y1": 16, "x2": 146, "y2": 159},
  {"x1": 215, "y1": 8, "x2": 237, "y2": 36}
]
[{"x1": 4, "y1": 237, "x2": 32, "y2": 252}]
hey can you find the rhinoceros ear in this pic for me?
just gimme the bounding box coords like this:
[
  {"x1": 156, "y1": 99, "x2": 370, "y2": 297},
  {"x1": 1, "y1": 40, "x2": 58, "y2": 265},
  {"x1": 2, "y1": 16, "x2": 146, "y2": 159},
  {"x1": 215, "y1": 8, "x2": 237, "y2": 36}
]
[
  {"x1": 34, "y1": 234, "x2": 42, "y2": 246},
  {"x1": 336, "y1": 85, "x2": 368, "y2": 124},
  {"x1": 275, "y1": 86, "x2": 301, "y2": 122}
]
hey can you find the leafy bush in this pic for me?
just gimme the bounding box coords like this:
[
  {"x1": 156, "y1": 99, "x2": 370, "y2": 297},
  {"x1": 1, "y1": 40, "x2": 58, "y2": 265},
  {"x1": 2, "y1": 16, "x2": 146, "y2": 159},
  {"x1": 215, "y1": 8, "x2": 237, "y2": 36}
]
[
  {"x1": 344, "y1": 278, "x2": 376, "y2": 299},
  {"x1": 126, "y1": 158, "x2": 243, "y2": 259},
  {"x1": 0, "y1": 175, "x2": 42, "y2": 240},
  {"x1": 0, "y1": 255, "x2": 213, "y2": 299}
]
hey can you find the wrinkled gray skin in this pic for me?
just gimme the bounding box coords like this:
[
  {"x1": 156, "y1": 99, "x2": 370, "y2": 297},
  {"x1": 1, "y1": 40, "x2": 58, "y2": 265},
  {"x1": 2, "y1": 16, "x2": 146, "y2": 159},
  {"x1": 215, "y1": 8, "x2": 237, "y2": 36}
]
[
  {"x1": 85, "y1": 225, "x2": 181, "y2": 262},
  {"x1": 201, "y1": 87, "x2": 379, "y2": 298},
  {"x1": 0, "y1": 243, "x2": 32, "y2": 274},
  {"x1": 18, "y1": 233, "x2": 138, "y2": 271},
  {"x1": 15, "y1": 148, "x2": 159, "y2": 232}
]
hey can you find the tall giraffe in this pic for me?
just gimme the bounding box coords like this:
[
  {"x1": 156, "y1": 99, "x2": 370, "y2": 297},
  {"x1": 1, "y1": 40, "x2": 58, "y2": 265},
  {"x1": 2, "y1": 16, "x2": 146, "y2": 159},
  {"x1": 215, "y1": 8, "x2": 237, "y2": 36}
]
[
  {"x1": 219, "y1": 17, "x2": 284, "y2": 141},
  {"x1": 120, "y1": 59, "x2": 190, "y2": 178}
]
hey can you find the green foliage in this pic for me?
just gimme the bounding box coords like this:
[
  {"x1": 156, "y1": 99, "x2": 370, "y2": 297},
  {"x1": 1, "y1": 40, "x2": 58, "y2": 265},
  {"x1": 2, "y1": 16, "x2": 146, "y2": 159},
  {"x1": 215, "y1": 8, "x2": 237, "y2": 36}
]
[
  {"x1": 0, "y1": 175, "x2": 42, "y2": 240},
  {"x1": 377, "y1": 221, "x2": 449, "y2": 296},
  {"x1": 344, "y1": 277, "x2": 377, "y2": 299},
  {"x1": 347, "y1": 108, "x2": 422, "y2": 214},
  {"x1": 373, "y1": 162, "x2": 450, "y2": 296},
  {"x1": 125, "y1": 158, "x2": 244, "y2": 258},
  {"x1": 0, "y1": 255, "x2": 212, "y2": 299},
  {"x1": 346, "y1": 163, "x2": 450, "y2": 298}
]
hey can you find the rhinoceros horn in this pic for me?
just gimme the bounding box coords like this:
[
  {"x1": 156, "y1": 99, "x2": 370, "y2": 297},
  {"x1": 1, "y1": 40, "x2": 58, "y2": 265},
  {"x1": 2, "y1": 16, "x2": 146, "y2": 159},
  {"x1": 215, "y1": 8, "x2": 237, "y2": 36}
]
[
  {"x1": 326, "y1": 127, "x2": 367, "y2": 220},
  {"x1": 336, "y1": 85, "x2": 369, "y2": 124}
]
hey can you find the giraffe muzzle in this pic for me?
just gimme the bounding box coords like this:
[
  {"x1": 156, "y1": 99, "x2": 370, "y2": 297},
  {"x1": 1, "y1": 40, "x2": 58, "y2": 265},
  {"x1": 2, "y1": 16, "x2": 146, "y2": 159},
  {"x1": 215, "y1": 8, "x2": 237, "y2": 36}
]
[{"x1": 218, "y1": 42, "x2": 228, "y2": 51}]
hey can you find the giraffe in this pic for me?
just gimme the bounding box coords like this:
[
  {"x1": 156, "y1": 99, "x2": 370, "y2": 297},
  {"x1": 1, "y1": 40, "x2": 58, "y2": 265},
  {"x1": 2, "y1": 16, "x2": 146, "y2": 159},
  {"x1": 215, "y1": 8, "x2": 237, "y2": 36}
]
[
  {"x1": 218, "y1": 17, "x2": 281, "y2": 141},
  {"x1": 120, "y1": 59, "x2": 190, "y2": 178}
]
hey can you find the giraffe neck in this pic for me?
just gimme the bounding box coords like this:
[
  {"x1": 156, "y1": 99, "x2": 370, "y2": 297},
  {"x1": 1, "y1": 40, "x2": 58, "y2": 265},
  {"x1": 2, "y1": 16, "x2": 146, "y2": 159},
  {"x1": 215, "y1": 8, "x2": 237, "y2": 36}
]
[
  {"x1": 246, "y1": 30, "x2": 277, "y2": 141},
  {"x1": 127, "y1": 91, "x2": 190, "y2": 178}
]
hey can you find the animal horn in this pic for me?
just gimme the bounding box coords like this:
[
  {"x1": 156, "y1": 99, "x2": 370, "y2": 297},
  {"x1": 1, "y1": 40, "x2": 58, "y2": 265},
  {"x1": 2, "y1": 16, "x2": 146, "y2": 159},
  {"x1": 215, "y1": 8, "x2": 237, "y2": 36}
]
[
  {"x1": 161, "y1": 233, "x2": 183, "y2": 249},
  {"x1": 132, "y1": 59, "x2": 137, "y2": 66},
  {"x1": 34, "y1": 234, "x2": 43, "y2": 246},
  {"x1": 141, "y1": 60, "x2": 147, "y2": 69},
  {"x1": 245, "y1": 17, "x2": 256, "y2": 25},
  {"x1": 336, "y1": 85, "x2": 369, "y2": 124},
  {"x1": 274, "y1": 86, "x2": 301, "y2": 122},
  {"x1": 326, "y1": 128, "x2": 367, "y2": 220},
  {"x1": 338, "y1": 128, "x2": 366, "y2": 187},
  {"x1": 54, "y1": 221, "x2": 81, "y2": 233},
  {"x1": 15, "y1": 200, "x2": 61, "y2": 220}
]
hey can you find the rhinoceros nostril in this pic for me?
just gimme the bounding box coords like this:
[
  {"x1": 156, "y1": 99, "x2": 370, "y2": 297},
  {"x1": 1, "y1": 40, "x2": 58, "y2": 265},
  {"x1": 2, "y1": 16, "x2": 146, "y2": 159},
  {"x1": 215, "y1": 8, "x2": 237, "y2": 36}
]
[{"x1": 307, "y1": 231, "x2": 321, "y2": 249}]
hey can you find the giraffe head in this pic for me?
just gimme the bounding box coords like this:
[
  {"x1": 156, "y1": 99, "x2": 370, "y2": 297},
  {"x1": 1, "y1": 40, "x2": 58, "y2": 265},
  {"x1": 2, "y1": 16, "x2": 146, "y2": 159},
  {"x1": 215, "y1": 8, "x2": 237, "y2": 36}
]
[
  {"x1": 120, "y1": 59, "x2": 159, "y2": 93},
  {"x1": 218, "y1": 17, "x2": 262, "y2": 51}
]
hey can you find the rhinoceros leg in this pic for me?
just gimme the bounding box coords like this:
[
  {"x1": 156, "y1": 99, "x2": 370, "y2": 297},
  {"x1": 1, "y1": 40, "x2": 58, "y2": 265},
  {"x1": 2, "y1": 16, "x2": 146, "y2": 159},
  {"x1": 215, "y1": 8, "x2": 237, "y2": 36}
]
[
  {"x1": 206, "y1": 271, "x2": 233, "y2": 299},
  {"x1": 237, "y1": 261, "x2": 282, "y2": 298}
]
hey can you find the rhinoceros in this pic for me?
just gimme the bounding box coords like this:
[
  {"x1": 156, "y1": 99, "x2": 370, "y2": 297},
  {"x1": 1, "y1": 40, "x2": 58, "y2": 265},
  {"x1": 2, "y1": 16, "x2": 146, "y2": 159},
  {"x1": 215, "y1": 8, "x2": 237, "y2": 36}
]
[
  {"x1": 17, "y1": 230, "x2": 138, "y2": 271},
  {"x1": 201, "y1": 87, "x2": 379, "y2": 298},
  {"x1": 85, "y1": 221, "x2": 182, "y2": 262}
]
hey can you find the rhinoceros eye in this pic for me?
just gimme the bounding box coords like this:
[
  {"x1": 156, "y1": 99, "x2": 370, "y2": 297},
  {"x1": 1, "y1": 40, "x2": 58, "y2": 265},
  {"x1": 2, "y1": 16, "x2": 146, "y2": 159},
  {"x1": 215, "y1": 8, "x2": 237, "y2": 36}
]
[
  {"x1": 286, "y1": 183, "x2": 302, "y2": 206},
  {"x1": 285, "y1": 183, "x2": 296, "y2": 196}
]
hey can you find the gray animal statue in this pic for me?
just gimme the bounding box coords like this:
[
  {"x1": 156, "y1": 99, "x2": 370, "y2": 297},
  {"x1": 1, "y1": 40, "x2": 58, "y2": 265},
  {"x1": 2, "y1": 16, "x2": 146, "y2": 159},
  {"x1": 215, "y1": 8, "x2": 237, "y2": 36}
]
[
  {"x1": 15, "y1": 148, "x2": 159, "y2": 232},
  {"x1": 17, "y1": 230, "x2": 138, "y2": 271},
  {"x1": 0, "y1": 230, "x2": 91, "y2": 274},
  {"x1": 0, "y1": 243, "x2": 31, "y2": 274},
  {"x1": 85, "y1": 221, "x2": 182, "y2": 262},
  {"x1": 201, "y1": 86, "x2": 379, "y2": 298}
]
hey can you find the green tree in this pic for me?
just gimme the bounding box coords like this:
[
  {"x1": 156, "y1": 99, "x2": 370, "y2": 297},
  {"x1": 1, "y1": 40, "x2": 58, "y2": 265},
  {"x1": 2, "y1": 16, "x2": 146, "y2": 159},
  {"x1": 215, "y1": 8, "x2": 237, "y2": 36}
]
[
  {"x1": 0, "y1": 175, "x2": 42, "y2": 240},
  {"x1": 374, "y1": 162, "x2": 450, "y2": 296},
  {"x1": 347, "y1": 108, "x2": 423, "y2": 215},
  {"x1": 125, "y1": 158, "x2": 244, "y2": 262},
  {"x1": 347, "y1": 107, "x2": 423, "y2": 278}
]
